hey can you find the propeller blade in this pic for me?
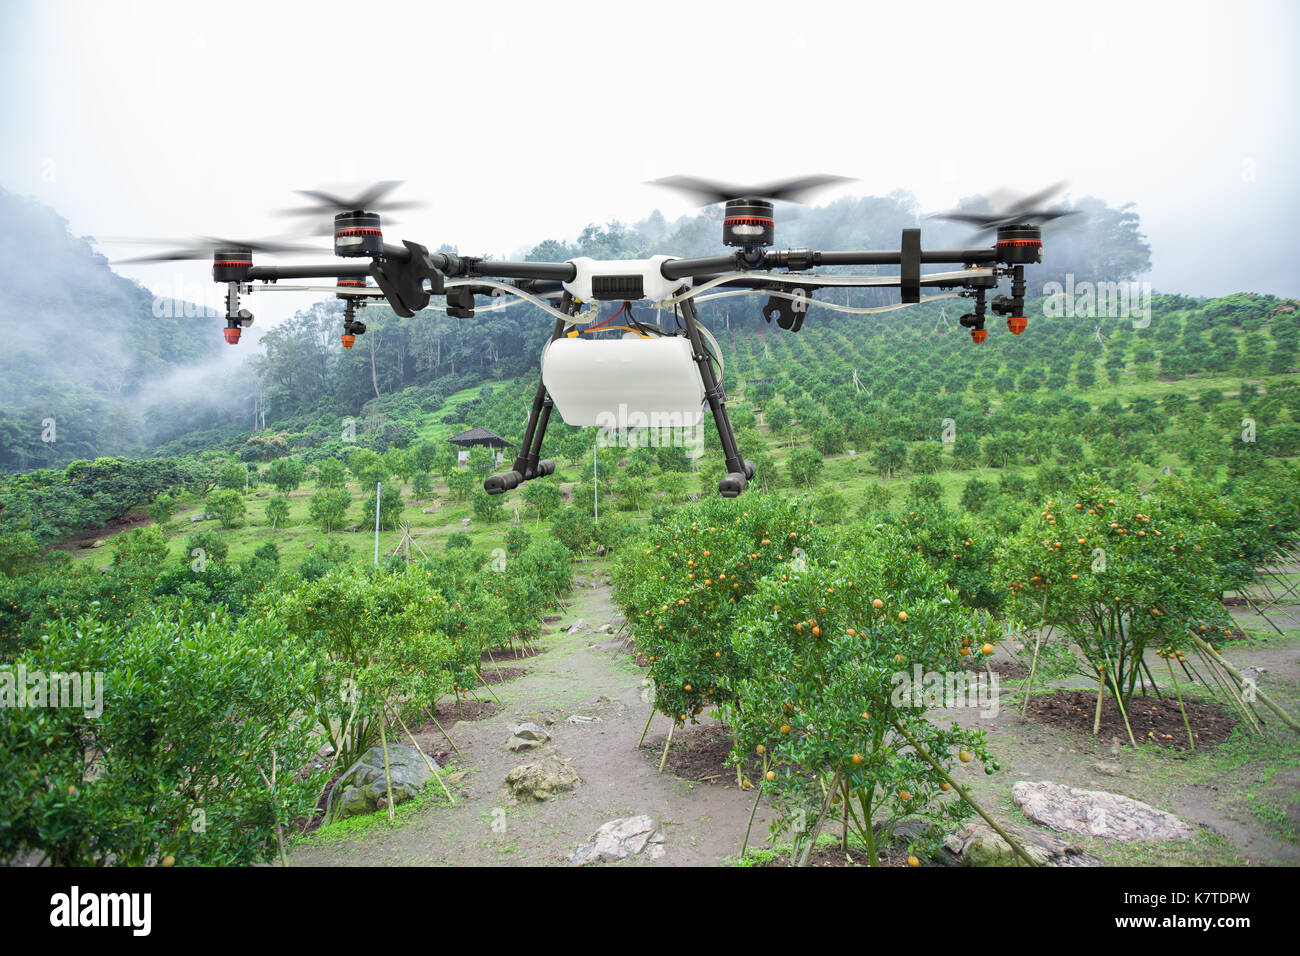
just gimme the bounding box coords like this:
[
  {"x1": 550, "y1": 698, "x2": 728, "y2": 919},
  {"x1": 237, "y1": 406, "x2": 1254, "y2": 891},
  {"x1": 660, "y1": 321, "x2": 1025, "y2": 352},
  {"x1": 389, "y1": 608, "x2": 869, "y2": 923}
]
[
  {"x1": 104, "y1": 234, "x2": 328, "y2": 264},
  {"x1": 281, "y1": 180, "x2": 424, "y2": 216},
  {"x1": 648, "y1": 173, "x2": 855, "y2": 205}
]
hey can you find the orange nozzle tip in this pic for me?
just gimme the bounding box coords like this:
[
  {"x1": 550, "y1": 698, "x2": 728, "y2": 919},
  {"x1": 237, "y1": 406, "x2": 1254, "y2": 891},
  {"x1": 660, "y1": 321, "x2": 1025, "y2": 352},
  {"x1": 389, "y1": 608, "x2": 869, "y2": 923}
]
[
  {"x1": 971, "y1": 329, "x2": 988, "y2": 343},
  {"x1": 223, "y1": 327, "x2": 241, "y2": 345},
  {"x1": 1007, "y1": 316, "x2": 1028, "y2": 335},
  {"x1": 340, "y1": 334, "x2": 355, "y2": 349}
]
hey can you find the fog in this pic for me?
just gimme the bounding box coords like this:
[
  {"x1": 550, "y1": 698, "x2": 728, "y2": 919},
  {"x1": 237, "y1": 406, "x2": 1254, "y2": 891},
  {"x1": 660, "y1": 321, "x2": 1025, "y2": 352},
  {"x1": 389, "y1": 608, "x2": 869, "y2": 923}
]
[{"x1": 2, "y1": 0, "x2": 1297, "y2": 331}]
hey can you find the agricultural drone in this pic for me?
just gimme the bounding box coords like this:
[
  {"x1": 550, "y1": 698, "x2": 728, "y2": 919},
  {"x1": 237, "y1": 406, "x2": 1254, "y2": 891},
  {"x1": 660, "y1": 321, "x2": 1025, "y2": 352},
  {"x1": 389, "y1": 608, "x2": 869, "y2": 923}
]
[{"x1": 115, "y1": 177, "x2": 1073, "y2": 498}]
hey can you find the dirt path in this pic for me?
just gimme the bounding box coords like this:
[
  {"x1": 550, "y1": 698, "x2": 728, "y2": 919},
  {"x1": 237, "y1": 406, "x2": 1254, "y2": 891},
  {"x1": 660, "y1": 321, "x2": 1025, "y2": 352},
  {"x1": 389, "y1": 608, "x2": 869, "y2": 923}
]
[
  {"x1": 292, "y1": 565, "x2": 1300, "y2": 867},
  {"x1": 291, "y1": 560, "x2": 774, "y2": 866}
]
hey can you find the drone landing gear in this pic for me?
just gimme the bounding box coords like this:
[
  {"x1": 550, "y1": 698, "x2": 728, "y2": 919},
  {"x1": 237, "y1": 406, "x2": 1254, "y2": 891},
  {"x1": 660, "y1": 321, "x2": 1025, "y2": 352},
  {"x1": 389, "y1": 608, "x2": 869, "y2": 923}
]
[
  {"x1": 484, "y1": 304, "x2": 572, "y2": 495},
  {"x1": 680, "y1": 298, "x2": 756, "y2": 497}
]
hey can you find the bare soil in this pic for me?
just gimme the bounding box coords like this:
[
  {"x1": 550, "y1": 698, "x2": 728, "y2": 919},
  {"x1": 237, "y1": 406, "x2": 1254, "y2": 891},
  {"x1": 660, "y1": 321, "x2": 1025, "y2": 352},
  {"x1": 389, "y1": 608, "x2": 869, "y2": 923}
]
[{"x1": 1025, "y1": 689, "x2": 1237, "y2": 750}]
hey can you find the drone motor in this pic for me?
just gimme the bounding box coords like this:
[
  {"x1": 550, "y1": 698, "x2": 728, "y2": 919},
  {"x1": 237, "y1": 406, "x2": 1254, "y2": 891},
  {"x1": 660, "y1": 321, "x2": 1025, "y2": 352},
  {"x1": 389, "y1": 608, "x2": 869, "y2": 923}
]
[
  {"x1": 722, "y1": 199, "x2": 775, "y2": 249},
  {"x1": 334, "y1": 211, "x2": 384, "y2": 258}
]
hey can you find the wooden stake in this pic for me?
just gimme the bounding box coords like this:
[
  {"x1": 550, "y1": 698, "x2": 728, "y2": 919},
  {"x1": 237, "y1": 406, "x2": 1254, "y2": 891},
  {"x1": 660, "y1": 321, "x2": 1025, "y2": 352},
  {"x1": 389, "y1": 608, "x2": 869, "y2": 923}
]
[
  {"x1": 658, "y1": 719, "x2": 676, "y2": 773},
  {"x1": 378, "y1": 715, "x2": 395, "y2": 825},
  {"x1": 1165, "y1": 656, "x2": 1195, "y2": 750},
  {"x1": 387, "y1": 698, "x2": 455, "y2": 805}
]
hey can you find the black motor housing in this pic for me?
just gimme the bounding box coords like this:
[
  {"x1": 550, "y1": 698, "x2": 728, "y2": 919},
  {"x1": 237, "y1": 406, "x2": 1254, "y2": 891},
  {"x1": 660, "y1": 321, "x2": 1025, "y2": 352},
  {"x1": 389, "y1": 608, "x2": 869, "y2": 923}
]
[
  {"x1": 722, "y1": 199, "x2": 775, "y2": 248},
  {"x1": 334, "y1": 211, "x2": 384, "y2": 258},
  {"x1": 994, "y1": 225, "x2": 1043, "y2": 265}
]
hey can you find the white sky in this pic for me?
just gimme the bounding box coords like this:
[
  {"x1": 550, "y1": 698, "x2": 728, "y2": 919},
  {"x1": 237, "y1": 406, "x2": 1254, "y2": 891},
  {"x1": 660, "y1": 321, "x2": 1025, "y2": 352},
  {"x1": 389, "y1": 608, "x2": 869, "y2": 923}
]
[{"x1": 2, "y1": 0, "x2": 1297, "y2": 327}]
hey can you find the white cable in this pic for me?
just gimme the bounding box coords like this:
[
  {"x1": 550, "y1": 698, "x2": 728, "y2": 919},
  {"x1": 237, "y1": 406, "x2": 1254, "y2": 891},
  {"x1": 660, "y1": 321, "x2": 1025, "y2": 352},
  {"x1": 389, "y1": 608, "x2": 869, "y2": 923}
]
[
  {"x1": 652, "y1": 267, "x2": 995, "y2": 308},
  {"x1": 691, "y1": 289, "x2": 963, "y2": 315}
]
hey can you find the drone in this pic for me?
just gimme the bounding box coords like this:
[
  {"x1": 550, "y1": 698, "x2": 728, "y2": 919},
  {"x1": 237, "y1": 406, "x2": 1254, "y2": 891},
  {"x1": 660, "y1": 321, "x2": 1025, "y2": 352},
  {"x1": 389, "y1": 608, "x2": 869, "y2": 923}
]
[{"x1": 114, "y1": 177, "x2": 1073, "y2": 498}]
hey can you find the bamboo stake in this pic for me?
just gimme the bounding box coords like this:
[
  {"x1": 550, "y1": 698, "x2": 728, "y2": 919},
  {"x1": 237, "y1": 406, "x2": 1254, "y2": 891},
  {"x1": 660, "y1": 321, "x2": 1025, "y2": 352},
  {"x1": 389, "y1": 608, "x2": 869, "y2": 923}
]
[
  {"x1": 891, "y1": 720, "x2": 1040, "y2": 867},
  {"x1": 1191, "y1": 642, "x2": 1264, "y2": 736},
  {"x1": 1092, "y1": 667, "x2": 1107, "y2": 736},
  {"x1": 378, "y1": 715, "x2": 396, "y2": 825},
  {"x1": 637, "y1": 705, "x2": 655, "y2": 748},
  {"x1": 387, "y1": 698, "x2": 456, "y2": 804},
  {"x1": 658, "y1": 719, "x2": 676, "y2": 773},
  {"x1": 1102, "y1": 650, "x2": 1138, "y2": 750},
  {"x1": 796, "y1": 768, "x2": 841, "y2": 867},
  {"x1": 740, "y1": 764, "x2": 767, "y2": 861},
  {"x1": 257, "y1": 750, "x2": 289, "y2": 867},
  {"x1": 1164, "y1": 656, "x2": 1195, "y2": 750},
  {"x1": 420, "y1": 704, "x2": 461, "y2": 755}
]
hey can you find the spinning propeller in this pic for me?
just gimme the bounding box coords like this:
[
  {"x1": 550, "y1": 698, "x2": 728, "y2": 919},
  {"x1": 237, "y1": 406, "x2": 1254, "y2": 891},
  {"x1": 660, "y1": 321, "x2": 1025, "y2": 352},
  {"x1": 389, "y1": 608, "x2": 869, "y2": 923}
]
[
  {"x1": 929, "y1": 182, "x2": 1078, "y2": 240},
  {"x1": 279, "y1": 180, "x2": 426, "y2": 258},
  {"x1": 649, "y1": 174, "x2": 855, "y2": 250},
  {"x1": 107, "y1": 236, "x2": 325, "y2": 265}
]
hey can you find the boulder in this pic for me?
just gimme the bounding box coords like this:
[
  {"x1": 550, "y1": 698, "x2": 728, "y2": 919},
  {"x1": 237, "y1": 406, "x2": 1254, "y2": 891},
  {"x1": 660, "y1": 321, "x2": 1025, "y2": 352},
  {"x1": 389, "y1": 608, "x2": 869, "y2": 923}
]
[
  {"x1": 504, "y1": 756, "x2": 580, "y2": 803},
  {"x1": 422, "y1": 507, "x2": 438, "y2": 514},
  {"x1": 461, "y1": 517, "x2": 472, "y2": 527},
  {"x1": 942, "y1": 821, "x2": 1101, "y2": 867},
  {"x1": 571, "y1": 815, "x2": 665, "y2": 865},
  {"x1": 566, "y1": 619, "x2": 586, "y2": 635},
  {"x1": 1011, "y1": 781, "x2": 1193, "y2": 842},
  {"x1": 90, "y1": 539, "x2": 106, "y2": 549},
  {"x1": 505, "y1": 722, "x2": 551, "y2": 751},
  {"x1": 326, "y1": 745, "x2": 439, "y2": 822}
]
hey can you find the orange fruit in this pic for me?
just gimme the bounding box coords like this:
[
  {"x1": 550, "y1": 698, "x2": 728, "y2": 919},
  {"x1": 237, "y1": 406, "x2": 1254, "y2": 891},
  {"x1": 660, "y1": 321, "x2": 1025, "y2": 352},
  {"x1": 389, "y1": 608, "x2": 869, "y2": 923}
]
[
  {"x1": 898, "y1": 611, "x2": 908, "y2": 622},
  {"x1": 780, "y1": 724, "x2": 791, "y2": 734},
  {"x1": 959, "y1": 750, "x2": 972, "y2": 763},
  {"x1": 872, "y1": 598, "x2": 884, "y2": 609},
  {"x1": 981, "y1": 643, "x2": 994, "y2": 655},
  {"x1": 765, "y1": 770, "x2": 776, "y2": 782},
  {"x1": 907, "y1": 855, "x2": 919, "y2": 867},
  {"x1": 852, "y1": 753, "x2": 863, "y2": 765}
]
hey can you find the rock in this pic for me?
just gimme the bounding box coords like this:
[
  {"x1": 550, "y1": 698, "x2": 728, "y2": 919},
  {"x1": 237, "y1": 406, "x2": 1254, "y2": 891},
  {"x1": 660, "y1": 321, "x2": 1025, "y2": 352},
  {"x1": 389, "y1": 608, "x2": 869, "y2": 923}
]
[
  {"x1": 566, "y1": 714, "x2": 601, "y2": 724},
  {"x1": 326, "y1": 745, "x2": 439, "y2": 822},
  {"x1": 597, "y1": 623, "x2": 612, "y2": 633},
  {"x1": 344, "y1": 523, "x2": 361, "y2": 533},
  {"x1": 1011, "y1": 781, "x2": 1193, "y2": 842},
  {"x1": 506, "y1": 722, "x2": 551, "y2": 750},
  {"x1": 461, "y1": 517, "x2": 472, "y2": 527},
  {"x1": 90, "y1": 539, "x2": 106, "y2": 549},
  {"x1": 422, "y1": 507, "x2": 438, "y2": 514},
  {"x1": 566, "y1": 619, "x2": 586, "y2": 635},
  {"x1": 610, "y1": 614, "x2": 626, "y2": 627},
  {"x1": 596, "y1": 544, "x2": 608, "y2": 556},
  {"x1": 571, "y1": 815, "x2": 665, "y2": 865},
  {"x1": 189, "y1": 513, "x2": 208, "y2": 523},
  {"x1": 304, "y1": 541, "x2": 314, "y2": 550},
  {"x1": 942, "y1": 821, "x2": 1100, "y2": 867},
  {"x1": 1092, "y1": 761, "x2": 1123, "y2": 776},
  {"x1": 504, "y1": 756, "x2": 580, "y2": 803},
  {"x1": 509, "y1": 722, "x2": 550, "y2": 742},
  {"x1": 255, "y1": 491, "x2": 270, "y2": 498}
]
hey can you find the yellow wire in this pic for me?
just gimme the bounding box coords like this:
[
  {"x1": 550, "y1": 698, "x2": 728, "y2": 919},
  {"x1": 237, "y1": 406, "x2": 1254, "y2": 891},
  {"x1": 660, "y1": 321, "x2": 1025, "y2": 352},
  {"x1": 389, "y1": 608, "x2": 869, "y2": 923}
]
[{"x1": 579, "y1": 325, "x2": 651, "y2": 338}]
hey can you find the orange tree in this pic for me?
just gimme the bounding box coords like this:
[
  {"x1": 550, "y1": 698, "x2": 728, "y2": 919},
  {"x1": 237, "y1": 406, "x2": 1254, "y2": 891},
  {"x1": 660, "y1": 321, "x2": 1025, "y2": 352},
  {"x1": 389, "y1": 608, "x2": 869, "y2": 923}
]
[
  {"x1": 996, "y1": 477, "x2": 1228, "y2": 711},
  {"x1": 721, "y1": 529, "x2": 999, "y2": 865},
  {"x1": 611, "y1": 494, "x2": 826, "y2": 727},
  {"x1": 888, "y1": 502, "x2": 1002, "y2": 612},
  {"x1": 269, "y1": 565, "x2": 480, "y2": 770}
]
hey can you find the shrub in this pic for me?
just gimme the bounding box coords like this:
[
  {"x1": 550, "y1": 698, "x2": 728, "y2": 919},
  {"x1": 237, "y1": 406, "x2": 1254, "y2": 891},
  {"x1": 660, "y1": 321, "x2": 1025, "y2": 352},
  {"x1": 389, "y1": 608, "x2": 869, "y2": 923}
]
[
  {"x1": 0, "y1": 605, "x2": 322, "y2": 865},
  {"x1": 309, "y1": 488, "x2": 351, "y2": 533},
  {"x1": 724, "y1": 530, "x2": 997, "y2": 864},
  {"x1": 207, "y1": 489, "x2": 246, "y2": 529}
]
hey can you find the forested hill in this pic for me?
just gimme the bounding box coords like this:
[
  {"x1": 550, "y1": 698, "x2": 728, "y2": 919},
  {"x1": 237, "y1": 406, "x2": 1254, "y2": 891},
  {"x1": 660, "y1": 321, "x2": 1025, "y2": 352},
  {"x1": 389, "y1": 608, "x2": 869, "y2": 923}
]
[{"x1": 0, "y1": 187, "x2": 229, "y2": 469}]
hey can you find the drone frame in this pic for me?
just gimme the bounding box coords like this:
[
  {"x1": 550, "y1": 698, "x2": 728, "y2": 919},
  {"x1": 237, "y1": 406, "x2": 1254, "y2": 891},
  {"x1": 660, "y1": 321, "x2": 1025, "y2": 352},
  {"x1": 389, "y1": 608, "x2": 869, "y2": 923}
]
[{"x1": 209, "y1": 215, "x2": 1044, "y2": 497}]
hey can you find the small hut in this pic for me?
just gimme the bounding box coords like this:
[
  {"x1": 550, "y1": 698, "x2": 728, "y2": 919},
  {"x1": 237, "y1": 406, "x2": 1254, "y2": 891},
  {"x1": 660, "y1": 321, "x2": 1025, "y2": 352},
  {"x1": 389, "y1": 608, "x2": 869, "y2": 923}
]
[{"x1": 447, "y1": 426, "x2": 515, "y2": 467}]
